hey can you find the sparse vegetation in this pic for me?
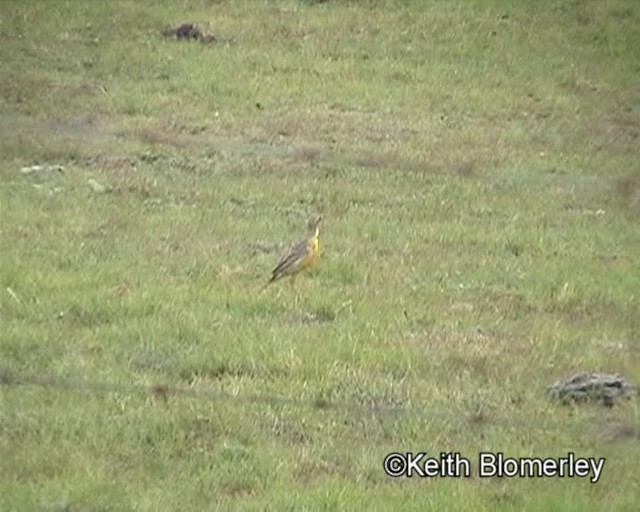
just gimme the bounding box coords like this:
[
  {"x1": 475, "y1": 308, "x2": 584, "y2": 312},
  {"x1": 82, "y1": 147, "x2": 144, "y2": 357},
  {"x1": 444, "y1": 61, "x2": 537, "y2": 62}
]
[{"x1": 1, "y1": 1, "x2": 639, "y2": 510}]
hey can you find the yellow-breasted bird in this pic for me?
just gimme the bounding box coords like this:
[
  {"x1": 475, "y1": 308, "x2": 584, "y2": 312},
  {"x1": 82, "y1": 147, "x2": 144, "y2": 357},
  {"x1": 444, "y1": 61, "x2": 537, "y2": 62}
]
[{"x1": 269, "y1": 215, "x2": 322, "y2": 284}]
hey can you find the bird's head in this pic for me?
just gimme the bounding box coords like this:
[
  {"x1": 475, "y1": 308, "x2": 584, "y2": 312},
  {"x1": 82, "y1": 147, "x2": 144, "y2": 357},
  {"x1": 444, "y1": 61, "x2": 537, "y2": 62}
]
[{"x1": 308, "y1": 215, "x2": 322, "y2": 237}]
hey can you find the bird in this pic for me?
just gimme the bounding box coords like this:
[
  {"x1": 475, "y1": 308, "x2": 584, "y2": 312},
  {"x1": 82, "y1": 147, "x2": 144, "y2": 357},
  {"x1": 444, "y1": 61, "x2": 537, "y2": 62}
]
[{"x1": 268, "y1": 215, "x2": 322, "y2": 285}]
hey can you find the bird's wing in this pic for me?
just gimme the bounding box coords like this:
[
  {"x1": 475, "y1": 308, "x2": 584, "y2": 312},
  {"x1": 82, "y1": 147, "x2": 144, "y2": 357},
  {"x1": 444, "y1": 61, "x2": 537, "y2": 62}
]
[{"x1": 271, "y1": 239, "x2": 311, "y2": 277}]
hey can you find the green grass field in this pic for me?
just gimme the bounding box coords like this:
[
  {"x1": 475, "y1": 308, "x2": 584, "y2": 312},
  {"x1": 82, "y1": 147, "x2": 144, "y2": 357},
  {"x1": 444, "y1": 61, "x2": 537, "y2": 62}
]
[{"x1": 1, "y1": 1, "x2": 639, "y2": 510}]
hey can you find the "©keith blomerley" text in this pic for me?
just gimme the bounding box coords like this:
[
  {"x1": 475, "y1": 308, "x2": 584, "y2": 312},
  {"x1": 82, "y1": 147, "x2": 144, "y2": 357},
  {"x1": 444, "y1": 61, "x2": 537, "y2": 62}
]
[{"x1": 383, "y1": 452, "x2": 605, "y2": 483}]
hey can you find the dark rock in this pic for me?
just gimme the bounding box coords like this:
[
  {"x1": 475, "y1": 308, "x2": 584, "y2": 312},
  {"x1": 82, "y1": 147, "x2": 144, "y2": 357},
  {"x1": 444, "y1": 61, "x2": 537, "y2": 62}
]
[
  {"x1": 161, "y1": 23, "x2": 217, "y2": 43},
  {"x1": 547, "y1": 371, "x2": 639, "y2": 407}
]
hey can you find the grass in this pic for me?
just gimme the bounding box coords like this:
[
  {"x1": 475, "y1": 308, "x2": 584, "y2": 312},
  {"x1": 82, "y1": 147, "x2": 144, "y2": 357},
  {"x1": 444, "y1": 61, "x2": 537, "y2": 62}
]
[{"x1": 1, "y1": 0, "x2": 640, "y2": 510}]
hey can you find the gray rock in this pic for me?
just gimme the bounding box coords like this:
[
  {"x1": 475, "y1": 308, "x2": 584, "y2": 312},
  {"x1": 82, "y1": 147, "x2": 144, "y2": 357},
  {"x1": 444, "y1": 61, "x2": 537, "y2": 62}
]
[
  {"x1": 20, "y1": 164, "x2": 65, "y2": 175},
  {"x1": 548, "y1": 371, "x2": 639, "y2": 407},
  {"x1": 87, "y1": 179, "x2": 110, "y2": 194}
]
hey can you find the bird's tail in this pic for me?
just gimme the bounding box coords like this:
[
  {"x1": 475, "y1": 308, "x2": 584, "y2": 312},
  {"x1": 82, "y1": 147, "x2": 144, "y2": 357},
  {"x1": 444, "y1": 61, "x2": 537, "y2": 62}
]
[{"x1": 260, "y1": 275, "x2": 275, "y2": 293}]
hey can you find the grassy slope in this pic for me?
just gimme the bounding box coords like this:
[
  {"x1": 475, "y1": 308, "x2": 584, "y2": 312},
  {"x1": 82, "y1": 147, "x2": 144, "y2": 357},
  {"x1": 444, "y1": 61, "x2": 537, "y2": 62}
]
[{"x1": 1, "y1": 0, "x2": 639, "y2": 510}]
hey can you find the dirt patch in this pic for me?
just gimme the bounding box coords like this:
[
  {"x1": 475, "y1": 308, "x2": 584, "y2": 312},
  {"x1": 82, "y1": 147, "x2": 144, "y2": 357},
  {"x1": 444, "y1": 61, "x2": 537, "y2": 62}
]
[
  {"x1": 614, "y1": 174, "x2": 640, "y2": 213},
  {"x1": 598, "y1": 422, "x2": 640, "y2": 442},
  {"x1": 294, "y1": 458, "x2": 354, "y2": 483},
  {"x1": 287, "y1": 307, "x2": 336, "y2": 325}
]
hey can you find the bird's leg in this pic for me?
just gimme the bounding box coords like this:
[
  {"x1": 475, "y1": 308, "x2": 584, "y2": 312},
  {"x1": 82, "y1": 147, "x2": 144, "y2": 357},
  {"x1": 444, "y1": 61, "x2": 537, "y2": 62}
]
[{"x1": 290, "y1": 275, "x2": 300, "y2": 308}]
